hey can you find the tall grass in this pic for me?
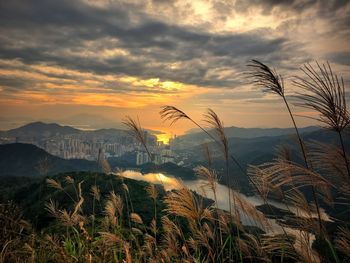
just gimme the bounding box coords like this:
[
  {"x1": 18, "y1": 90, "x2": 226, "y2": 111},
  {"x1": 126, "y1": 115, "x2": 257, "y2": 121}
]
[{"x1": 0, "y1": 60, "x2": 349, "y2": 263}]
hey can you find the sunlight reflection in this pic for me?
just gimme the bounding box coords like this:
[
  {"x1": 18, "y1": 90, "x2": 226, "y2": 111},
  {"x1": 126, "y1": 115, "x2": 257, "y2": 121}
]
[{"x1": 118, "y1": 170, "x2": 181, "y2": 191}]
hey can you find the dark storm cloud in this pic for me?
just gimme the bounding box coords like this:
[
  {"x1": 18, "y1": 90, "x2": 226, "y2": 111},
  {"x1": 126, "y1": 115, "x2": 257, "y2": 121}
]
[
  {"x1": 1, "y1": 0, "x2": 349, "y2": 95},
  {"x1": 329, "y1": 52, "x2": 350, "y2": 66},
  {"x1": 234, "y1": 0, "x2": 348, "y2": 14},
  {"x1": 0, "y1": 0, "x2": 295, "y2": 90},
  {"x1": 0, "y1": 77, "x2": 33, "y2": 91}
]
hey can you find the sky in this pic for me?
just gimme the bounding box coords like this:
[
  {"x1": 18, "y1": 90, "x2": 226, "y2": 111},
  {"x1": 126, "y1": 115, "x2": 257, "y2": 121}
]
[{"x1": 0, "y1": 0, "x2": 349, "y2": 137}]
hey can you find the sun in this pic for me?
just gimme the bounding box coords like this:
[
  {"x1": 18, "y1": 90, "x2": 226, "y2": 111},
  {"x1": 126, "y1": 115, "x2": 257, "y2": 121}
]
[{"x1": 155, "y1": 133, "x2": 172, "y2": 145}]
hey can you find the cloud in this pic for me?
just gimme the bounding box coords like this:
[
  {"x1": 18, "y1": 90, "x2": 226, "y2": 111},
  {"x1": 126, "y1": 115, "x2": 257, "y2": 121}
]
[
  {"x1": 0, "y1": 0, "x2": 349, "y2": 131},
  {"x1": 0, "y1": 0, "x2": 294, "y2": 90}
]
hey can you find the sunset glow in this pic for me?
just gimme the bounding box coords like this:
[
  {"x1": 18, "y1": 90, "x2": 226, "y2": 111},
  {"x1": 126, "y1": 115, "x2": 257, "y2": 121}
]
[
  {"x1": 155, "y1": 133, "x2": 173, "y2": 145},
  {"x1": 0, "y1": 1, "x2": 349, "y2": 133}
]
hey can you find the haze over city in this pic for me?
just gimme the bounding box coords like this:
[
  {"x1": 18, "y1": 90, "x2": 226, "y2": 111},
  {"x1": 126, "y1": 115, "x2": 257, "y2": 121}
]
[{"x1": 1, "y1": 0, "x2": 349, "y2": 138}]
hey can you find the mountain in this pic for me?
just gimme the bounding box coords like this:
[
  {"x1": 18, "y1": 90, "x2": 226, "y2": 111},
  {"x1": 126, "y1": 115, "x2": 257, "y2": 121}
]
[
  {"x1": 223, "y1": 126, "x2": 319, "y2": 138},
  {"x1": 0, "y1": 121, "x2": 80, "y2": 138},
  {"x1": 172, "y1": 126, "x2": 320, "y2": 149},
  {"x1": 59, "y1": 113, "x2": 125, "y2": 130},
  {"x1": 178, "y1": 128, "x2": 350, "y2": 194},
  {"x1": 0, "y1": 171, "x2": 167, "y2": 228},
  {"x1": 0, "y1": 121, "x2": 138, "y2": 144},
  {"x1": 185, "y1": 128, "x2": 350, "y2": 164},
  {"x1": 0, "y1": 143, "x2": 97, "y2": 177}
]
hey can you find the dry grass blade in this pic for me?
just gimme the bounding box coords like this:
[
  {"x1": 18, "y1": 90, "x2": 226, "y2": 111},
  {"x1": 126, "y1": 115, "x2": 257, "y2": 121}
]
[
  {"x1": 293, "y1": 61, "x2": 349, "y2": 132},
  {"x1": 248, "y1": 165, "x2": 279, "y2": 199},
  {"x1": 99, "y1": 232, "x2": 123, "y2": 247},
  {"x1": 45, "y1": 195, "x2": 85, "y2": 227},
  {"x1": 44, "y1": 234, "x2": 69, "y2": 261},
  {"x1": 335, "y1": 227, "x2": 350, "y2": 256},
  {"x1": 122, "y1": 183, "x2": 129, "y2": 193},
  {"x1": 203, "y1": 108, "x2": 229, "y2": 161},
  {"x1": 123, "y1": 116, "x2": 146, "y2": 144},
  {"x1": 164, "y1": 187, "x2": 211, "y2": 223},
  {"x1": 143, "y1": 233, "x2": 156, "y2": 256},
  {"x1": 131, "y1": 227, "x2": 143, "y2": 235},
  {"x1": 123, "y1": 116, "x2": 151, "y2": 158},
  {"x1": 46, "y1": 178, "x2": 63, "y2": 191},
  {"x1": 45, "y1": 199, "x2": 60, "y2": 218},
  {"x1": 64, "y1": 176, "x2": 74, "y2": 185},
  {"x1": 232, "y1": 191, "x2": 271, "y2": 231},
  {"x1": 161, "y1": 105, "x2": 243, "y2": 170},
  {"x1": 247, "y1": 59, "x2": 284, "y2": 97},
  {"x1": 194, "y1": 166, "x2": 217, "y2": 195},
  {"x1": 285, "y1": 189, "x2": 313, "y2": 218},
  {"x1": 202, "y1": 143, "x2": 213, "y2": 167},
  {"x1": 293, "y1": 230, "x2": 320, "y2": 263},
  {"x1": 124, "y1": 243, "x2": 132, "y2": 263},
  {"x1": 262, "y1": 234, "x2": 298, "y2": 261},
  {"x1": 308, "y1": 141, "x2": 350, "y2": 181},
  {"x1": 243, "y1": 234, "x2": 267, "y2": 260},
  {"x1": 252, "y1": 159, "x2": 332, "y2": 191},
  {"x1": 72, "y1": 181, "x2": 84, "y2": 216},
  {"x1": 160, "y1": 106, "x2": 191, "y2": 125},
  {"x1": 100, "y1": 159, "x2": 111, "y2": 174},
  {"x1": 276, "y1": 144, "x2": 292, "y2": 162},
  {"x1": 145, "y1": 184, "x2": 158, "y2": 200},
  {"x1": 90, "y1": 185, "x2": 101, "y2": 201},
  {"x1": 130, "y1": 213, "x2": 143, "y2": 225},
  {"x1": 161, "y1": 216, "x2": 182, "y2": 237},
  {"x1": 104, "y1": 191, "x2": 123, "y2": 226},
  {"x1": 161, "y1": 216, "x2": 182, "y2": 257},
  {"x1": 237, "y1": 238, "x2": 252, "y2": 259},
  {"x1": 308, "y1": 140, "x2": 350, "y2": 200}
]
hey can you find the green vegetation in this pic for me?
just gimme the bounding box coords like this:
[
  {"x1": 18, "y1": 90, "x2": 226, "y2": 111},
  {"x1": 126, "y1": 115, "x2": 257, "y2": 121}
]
[
  {"x1": 0, "y1": 143, "x2": 97, "y2": 177},
  {"x1": 1, "y1": 60, "x2": 350, "y2": 262}
]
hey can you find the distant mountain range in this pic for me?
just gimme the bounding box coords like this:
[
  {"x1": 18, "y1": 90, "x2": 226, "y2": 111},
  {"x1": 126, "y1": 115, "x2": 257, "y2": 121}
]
[
  {"x1": 177, "y1": 128, "x2": 350, "y2": 194},
  {"x1": 0, "y1": 143, "x2": 97, "y2": 177},
  {"x1": 0, "y1": 121, "x2": 320, "y2": 142},
  {"x1": 0, "y1": 122, "x2": 134, "y2": 146},
  {"x1": 185, "y1": 128, "x2": 350, "y2": 162},
  {"x1": 0, "y1": 122, "x2": 80, "y2": 138},
  {"x1": 172, "y1": 125, "x2": 321, "y2": 149},
  {"x1": 0, "y1": 121, "x2": 153, "y2": 141}
]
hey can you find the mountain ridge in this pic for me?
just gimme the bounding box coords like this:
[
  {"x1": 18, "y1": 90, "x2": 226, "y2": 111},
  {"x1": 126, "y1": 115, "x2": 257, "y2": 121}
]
[
  {"x1": 0, "y1": 143, "x2": 97, "y2": 177},
  {"x1": 172, "y1": 125, "x2": 321, "y2": 150},
  {"x1": 1, "y1": 121, "x2": 320, "y2": 139}
]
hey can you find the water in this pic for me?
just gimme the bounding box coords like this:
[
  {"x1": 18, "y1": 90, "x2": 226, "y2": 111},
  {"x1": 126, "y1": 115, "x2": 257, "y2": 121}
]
[
  {"x1": 118, "y1": 170, "x2": 326, "y2": 259},
  {"x1": 119, "y1": 170, "x2": 329, "y2": 221}
]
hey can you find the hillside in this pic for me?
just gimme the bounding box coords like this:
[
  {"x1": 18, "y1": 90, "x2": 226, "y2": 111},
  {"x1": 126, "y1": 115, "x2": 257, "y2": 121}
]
[
  {"x1": 177, "y1": 129, "x2": 350, "y2": 194},
  {"x1": 0, "y1": 143, "x2": 97, "y2": 177},
  {"x1": 0, "y1": 121, "x2": 151, "y2": 142},
  {"x1": 183, "y1": 128, "x2": 350, "y2": 165},
  {"x1": 0, "y1": 172, "x2": 167, "y2": 228},
  {"x1": 0, "y1": 121, "x2": 80, "y2": 138},
  {"x1": 172, "y1": 126, "x2": 320, "y2": 150}
]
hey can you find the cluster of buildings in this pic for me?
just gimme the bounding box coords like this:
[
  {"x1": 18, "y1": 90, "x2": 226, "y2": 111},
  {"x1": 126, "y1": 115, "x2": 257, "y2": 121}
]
[
  {"x1": 46, "y1": 138, "x2": 135, "y2": 160},
  {"x1": 135, "y1": 147, "x2": 175, "y2": 165},
  {"x1": 1, "y1": 130, "x2": 177, "y2": 166}
]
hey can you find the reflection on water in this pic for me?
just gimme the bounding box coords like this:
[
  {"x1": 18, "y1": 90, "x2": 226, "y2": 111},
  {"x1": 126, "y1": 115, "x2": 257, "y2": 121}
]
[
  {"x1": 118, "y1": 169, "x2": 326, "y2": 258},
  {"x1": 118, "y1": 170, "x2": 330, "y2": 229},
  {"x1": 119, "y1": 170, "x2": 182, "y2": 191}
]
